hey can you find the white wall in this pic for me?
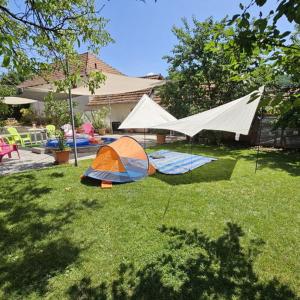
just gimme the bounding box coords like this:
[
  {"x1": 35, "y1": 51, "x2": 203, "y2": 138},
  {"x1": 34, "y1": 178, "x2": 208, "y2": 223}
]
[
  {"x1": 88, "y1": 103, "x2": 136, "y2": 129},
  {"x1": 73, "y1": 95, "x2": 90, "y2": 112},
  {"x1": 110, "y1": 103, "x2": 136, "y2": 123},
  {"x1": 26, "y1": 89, "x2": 138, "y2": 131}
]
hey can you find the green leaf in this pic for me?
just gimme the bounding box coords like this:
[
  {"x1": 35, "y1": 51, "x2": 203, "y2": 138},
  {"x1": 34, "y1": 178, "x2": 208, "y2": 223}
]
[
  {"x1": 294, "y1": 98, "x2": 300, "y2": 108},
  {"x1": 2, "y1": 55, "x2": 10, "y2": 67},
  {"x1": 228, "y1": 14, "x2": 240, "y2": 25},
  {"x1": 280, "y1": 31, "x2": 291, "y2": 38},
  {"x1": 255, "y1": 0, "x2": 267, "y2": 6},
  {"x1": 259, "y1": 96, "x2": 272, "y2": 108},
  {"x1": 271, "y1": 94, "x2": 284, "y2": 107},
  {"x1": 254, "y1": 19, "x2": 268, "y2": 32}
]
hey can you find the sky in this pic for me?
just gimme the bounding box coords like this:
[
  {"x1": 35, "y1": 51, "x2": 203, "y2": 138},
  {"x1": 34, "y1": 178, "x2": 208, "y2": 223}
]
[
  {"x1": 84, "y1": 0, "x2": 294, "y2": 77},
  {"x1": 3, "y1": 0, "x2": 295, "y2": 77}
]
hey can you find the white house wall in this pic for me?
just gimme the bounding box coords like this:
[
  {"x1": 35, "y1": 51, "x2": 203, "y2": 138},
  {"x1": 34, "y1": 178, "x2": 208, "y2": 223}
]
[
  {"x1": 72, "y1": 95, "x2": 90, "y2": 112},
  {"x1": 22, "y1": 86, "x2": 138, "y2": 130},
  {"x1": 87, "y1": 102, "x2": 137, "y2": 130}
]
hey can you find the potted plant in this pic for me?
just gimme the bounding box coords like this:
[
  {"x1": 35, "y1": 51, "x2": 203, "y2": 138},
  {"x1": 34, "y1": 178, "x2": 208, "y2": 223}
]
[
  {"x1": 53, "y1": 130, "x2": 71, "y2": 164},
  {"x1": 90, "y1": 107, "x2": 109, "y2": 135},
  {"x1": 155, "y1": 129, "x2": 169, "y2": 144},
  {"x1": 74, "y1": 112, "x2": 84, "y2": 133}
]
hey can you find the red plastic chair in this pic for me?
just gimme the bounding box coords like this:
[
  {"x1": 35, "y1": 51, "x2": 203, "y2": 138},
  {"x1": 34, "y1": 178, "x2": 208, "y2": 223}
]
[
  {"x1": 0, "y1": 138, "x2": 20, "y2": 162},
  {"x1": 81, "y1": 123, "x2": 95, "y2": 136}
]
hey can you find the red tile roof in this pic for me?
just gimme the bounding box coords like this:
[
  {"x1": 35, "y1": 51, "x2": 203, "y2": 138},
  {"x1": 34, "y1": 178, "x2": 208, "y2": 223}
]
[
  {"x1": 88, "y1": 89, "x2": 161, "y2": 106},
  {"x1": 18, "y1": 52, "x2": 123, "y2": 88}
]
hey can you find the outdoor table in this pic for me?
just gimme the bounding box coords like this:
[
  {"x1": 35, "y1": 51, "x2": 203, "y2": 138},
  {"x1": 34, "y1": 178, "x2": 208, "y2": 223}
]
[{"x1": 28, "y1": 128, "x2": 47, "y2": 143}]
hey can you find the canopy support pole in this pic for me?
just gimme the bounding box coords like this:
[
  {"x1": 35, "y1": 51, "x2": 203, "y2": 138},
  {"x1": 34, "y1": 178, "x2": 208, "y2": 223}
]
[
  {"x1": 108, "y1": 95, "x2": 112, "y2": 133},
  {"x1": 255, "y1": 109, "x2": 263, "y2": 173},
  {"x1": 189, "y1": 136, "x2": 193, "y2": 183},
  {"x1": 66, "y1": 58, "x2": 78, "y2": 167}
]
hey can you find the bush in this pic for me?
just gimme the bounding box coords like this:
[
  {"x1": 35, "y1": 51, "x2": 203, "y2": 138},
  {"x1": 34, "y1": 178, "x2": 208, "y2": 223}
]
[
  {"x1": 20, "y1": 108, "x2": 36, "y2": 125},
  {"x1": 0, "y1": 100, "x2": 12, "y2": 132},
  {"x1": 44, "y1": 92, "x2": 72, "y2": 127},
  {"x1": 74, "y1": 112, "x2": 83, "y2": 128},
  {"x1": 90, "y1": 107, "x2": 109, "y2": 129}
]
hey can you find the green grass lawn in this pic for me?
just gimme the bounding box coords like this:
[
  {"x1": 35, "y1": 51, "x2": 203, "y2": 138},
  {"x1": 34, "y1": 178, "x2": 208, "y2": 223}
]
[{"x1": 0, "y1": 143, "x2": 299, "y2": 299}]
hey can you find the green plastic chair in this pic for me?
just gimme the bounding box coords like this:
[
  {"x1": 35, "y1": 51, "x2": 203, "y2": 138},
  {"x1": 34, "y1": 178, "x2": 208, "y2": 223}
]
[
  {"x1": 46, "y1": 125, "x2": 56, "y2": 138},
  {"x1": 6, "y1": 127, "x2": 32, "y2": 147},
  {"x1": 2, "y1": 135, "x2": 15, "y2": 145}
]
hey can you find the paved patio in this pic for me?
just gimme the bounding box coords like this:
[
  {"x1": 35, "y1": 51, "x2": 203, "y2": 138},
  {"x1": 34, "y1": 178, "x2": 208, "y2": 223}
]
[{"x1": 0, "y1": 134, "x2": 184, "y2": 175}]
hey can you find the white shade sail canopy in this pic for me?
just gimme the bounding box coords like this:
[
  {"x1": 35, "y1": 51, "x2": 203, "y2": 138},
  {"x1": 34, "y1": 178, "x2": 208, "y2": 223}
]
[
  {"x1": 119, "y1": 94, "x2": 176, "y2": 129},
  {"x1": 25, "y1": 72, "x2": 165, "y2": 96},
  {"x1": 1, "y1": 96, "x2": 37, "y2": 105},
  {"x1": 72, "y1": 73, "x2": 165, "y2": 96},
  {"x1": 151, "y1": 86, "x2": 264, "y2": 137}
]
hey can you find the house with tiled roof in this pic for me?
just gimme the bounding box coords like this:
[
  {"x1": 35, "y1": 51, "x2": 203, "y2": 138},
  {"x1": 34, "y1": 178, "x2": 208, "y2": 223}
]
[
  {"x1": 18, "y1": 52, "x2": 164, "y2": 130},
  {"x1": 18, "y1": 52, "x2": 124, "y2": 89}
]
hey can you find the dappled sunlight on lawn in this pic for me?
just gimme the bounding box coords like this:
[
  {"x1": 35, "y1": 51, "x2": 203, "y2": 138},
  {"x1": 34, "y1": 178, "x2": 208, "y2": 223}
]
[
  {"x1": 0, "y1": 144, "x2": 299, "y2": 298},
  {"x1": 68, "y1": 223, "x2": 298, "y2": 300}
]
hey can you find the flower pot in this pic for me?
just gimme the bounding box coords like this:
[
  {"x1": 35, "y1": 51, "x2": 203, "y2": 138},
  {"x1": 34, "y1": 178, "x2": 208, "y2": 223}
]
[
  {"x1": 156, "y1": 134, "x2": 166, "y2": 144},
  {"x1": 98, "y1": 128, "x2": 106, "y2": 135},
  {"x1": 53, "y1": 150, "x2": 70, "y2": 164}
]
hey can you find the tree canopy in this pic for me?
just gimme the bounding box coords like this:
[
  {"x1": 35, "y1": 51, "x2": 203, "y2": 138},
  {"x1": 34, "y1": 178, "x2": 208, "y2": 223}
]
[
  {"x1": 0, "y1": 0, "x2": 112, "y2": 92},
  {"x1": 228, "y1": 0, "x2": 300, "y2": 129},
  {"x1": 159, "y1": 18, "x2": 272, "y2": 118},
  {"x1": 0, "y1": 70, "x2": 23, "y2": 130},
  {"x1": 160, "y1": 0, "x2": 299, "y2": 130}
]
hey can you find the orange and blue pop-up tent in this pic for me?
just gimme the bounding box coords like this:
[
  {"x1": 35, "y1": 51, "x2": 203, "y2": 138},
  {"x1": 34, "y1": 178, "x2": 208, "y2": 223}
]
[{"x1": 83, "y1": 136, "x2": 151, "y2": 183}]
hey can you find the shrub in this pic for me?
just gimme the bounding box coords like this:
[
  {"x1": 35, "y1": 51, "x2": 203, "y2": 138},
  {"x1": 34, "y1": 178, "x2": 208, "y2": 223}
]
[
  {"x1": 90, "y1": 107, "x2": 109, "y2": 129},
  {"x1": 44, "y1": 92, "x2": 73, "y2": 127},
  {"x1": 20, "y1": 108, "x2": 36, "y2": 125},
  {"x1": 74, "y1": 112, "x2": 83, "y2": 128}
]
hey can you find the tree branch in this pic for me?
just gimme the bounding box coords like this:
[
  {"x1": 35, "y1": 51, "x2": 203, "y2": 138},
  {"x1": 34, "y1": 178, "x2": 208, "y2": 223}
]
[{"x1": 0, "y1": 3, "x2": 85, "y2": 33}]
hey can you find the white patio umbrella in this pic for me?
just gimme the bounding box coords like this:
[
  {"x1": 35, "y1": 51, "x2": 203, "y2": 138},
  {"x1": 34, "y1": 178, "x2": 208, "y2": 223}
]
[{"x1": 2, "y1": 96, "x2": 37, "y2": 105}]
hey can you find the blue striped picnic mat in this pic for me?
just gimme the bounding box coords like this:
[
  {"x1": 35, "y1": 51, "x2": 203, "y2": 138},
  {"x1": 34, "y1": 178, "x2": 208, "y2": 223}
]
[{"x1": 149, "y1": 150, "x2": 217, "y2": 175}]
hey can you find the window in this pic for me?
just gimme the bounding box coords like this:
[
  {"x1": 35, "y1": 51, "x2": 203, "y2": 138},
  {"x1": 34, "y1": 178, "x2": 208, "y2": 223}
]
[{"x1": 95, "y1": 63, "x2": 97, "y2": 69}]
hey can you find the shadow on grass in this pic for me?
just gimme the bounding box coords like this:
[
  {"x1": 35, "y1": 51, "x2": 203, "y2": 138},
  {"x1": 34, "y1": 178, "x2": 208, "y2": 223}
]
[
  {"x1": 151, "y1": 142, "x2": 300, "y2": 177},
  {"x1": 0, "y1": 172, "x2": 100, "y2": 298},
  {"x1": 48, "y1": 171, "x2": 65, "y2": 178},
  {"x1": 242, "y1": 150, "x2": 300, "y2": 176},
  {"x1": 80, "y1": 176, "x2": 134, "y2": 188},
  {"x1": 0, "y1": 238, "x2": 80, "y2": 296},
  {"x1": 68, "y1": 223, "x2": 298, "y2": 300},
  {"x1": 154, "y1": 158, "x2": 237, "y2": 185},
  {"x1": 80, "y1": 176, "x2": 101, "y2": 187},
  {"x1": 148, "y1": 141, "x2": 246, "y2": 158}
]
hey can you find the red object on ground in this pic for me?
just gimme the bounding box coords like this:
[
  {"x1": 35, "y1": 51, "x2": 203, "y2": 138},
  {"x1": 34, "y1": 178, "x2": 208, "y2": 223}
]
[
  {"x1": 82, "y1": 123, "x2": 95, "y2": 136},
  {"x1": 0, "y1": 138, "x2": 20, "y2": 162},
  {"x1": 101, "y1": 181, "x2": 112, "y2": 189},
  {"x1": 89, "y1": 137, "x2": 102, "y2": 144}
]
